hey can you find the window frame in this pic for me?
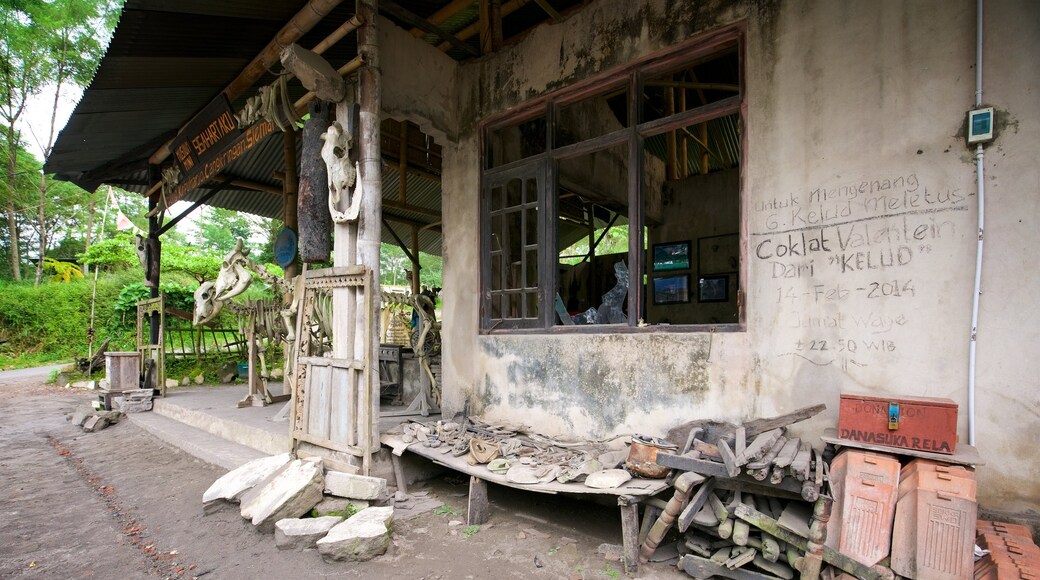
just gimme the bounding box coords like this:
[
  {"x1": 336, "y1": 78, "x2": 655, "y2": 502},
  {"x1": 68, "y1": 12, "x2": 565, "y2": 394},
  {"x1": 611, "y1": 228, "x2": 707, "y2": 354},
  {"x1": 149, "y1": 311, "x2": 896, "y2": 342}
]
[{"x1": 479, "y1": 24, "x2": 747, "y2": 334}]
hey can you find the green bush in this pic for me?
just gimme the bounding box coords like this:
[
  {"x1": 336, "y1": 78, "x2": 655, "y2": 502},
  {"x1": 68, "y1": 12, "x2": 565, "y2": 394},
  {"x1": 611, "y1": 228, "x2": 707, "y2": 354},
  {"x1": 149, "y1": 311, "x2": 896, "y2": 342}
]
[{"x1": 0, "y1": 271, "x2": 142, "y2": 367}]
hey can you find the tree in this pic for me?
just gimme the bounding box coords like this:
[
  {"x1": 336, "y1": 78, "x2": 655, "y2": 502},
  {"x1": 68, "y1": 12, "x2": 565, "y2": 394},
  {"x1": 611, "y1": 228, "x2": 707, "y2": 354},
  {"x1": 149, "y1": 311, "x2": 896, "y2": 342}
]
[
  {"x1": 0, "y1": 0, "x2": 48, "y2": 280},
  {"x1": 194, "y1": 206, "x2": 256, "y2": 255},
  {"x1": 28, "y1": 0, "x2": 113, "y2": 285}
]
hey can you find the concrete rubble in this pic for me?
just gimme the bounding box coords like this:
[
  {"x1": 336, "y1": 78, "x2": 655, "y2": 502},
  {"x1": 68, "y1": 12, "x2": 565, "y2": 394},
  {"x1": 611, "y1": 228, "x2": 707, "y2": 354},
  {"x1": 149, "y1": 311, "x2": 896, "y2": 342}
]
[
  {"x1": 316, "y1": 506, "x2": 395, "y2": 562},
  {"x1": 275, "y1": 515, "x2": 343, "y2": 551},
  {"x1": 240, "y1": 459, "x2": 325, "y2": 533}
]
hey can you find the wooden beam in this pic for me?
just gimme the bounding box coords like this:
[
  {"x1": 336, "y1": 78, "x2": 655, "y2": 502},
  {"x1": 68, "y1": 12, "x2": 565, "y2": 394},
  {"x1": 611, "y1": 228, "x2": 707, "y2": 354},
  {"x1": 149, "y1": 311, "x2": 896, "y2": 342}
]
[
  {"x1": 410, "y1": 225, "x2": 420, "y2": 294},
  {"x1": 644, "y1": 81, "x2": 740, "y2": 93},
  {"x1": 381, "y1": 0, "x2": 478, "y2": 57},
  {"x1": 478, "y1": 0, "x2": 490, "y2": 54},
  {"x1": 410, "y1": 0, "x2": 474, "y2": 38},
  {"x1": 491, "y1": 0, "x2": 503, "y2": 50},
  {"x1": 441, "y1": 0, "x2": 528, "y2": 51},
  {"x1": 383, "y1": 199, "x2": 441, "y2": 219},
  {"x1": 532, "y1": 0, "x2": 561, "y2": 21},
  {"x1": 293, "y1": 56, "x2": 364, "y2": 113},
  {"x1": 398, "y1": 121, "x2": 408, "y2": 203},
  {"x1": 383, "y1": 212, "x2": 437, "y2": 230},
  {"x1": 381, "y1": 217, "x2": 419, "y2": 265},
  {"x1": 149, "y1": 0, "x2": 345, "y2": 166},
  {"x1": 222, "y1": 177, "x2": 284, "y2": 196},
  {"x1": 157, "y1": 177, "x2": 233, "y2": 236}
]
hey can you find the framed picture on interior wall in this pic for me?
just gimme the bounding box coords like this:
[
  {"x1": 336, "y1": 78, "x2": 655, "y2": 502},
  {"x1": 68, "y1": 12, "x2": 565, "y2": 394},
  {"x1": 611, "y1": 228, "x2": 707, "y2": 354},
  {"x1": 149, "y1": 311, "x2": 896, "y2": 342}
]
[
  {"x1": 653, "y1": 274, "x2": 690, "y2": 305},
  {"x1": 698, "y1": 275, "x2": 729, "y2": 303},
  {"x1": 652, "y1": 241, "x2": 691, "y2": 271},
  {"x1": 697, "y1": 233, "x2": 739, "y2": 275}
]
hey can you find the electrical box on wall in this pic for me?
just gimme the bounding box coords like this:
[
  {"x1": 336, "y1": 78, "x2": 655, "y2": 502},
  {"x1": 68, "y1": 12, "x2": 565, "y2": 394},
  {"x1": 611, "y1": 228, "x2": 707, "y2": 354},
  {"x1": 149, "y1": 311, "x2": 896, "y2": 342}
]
[{"x1": 967, "y1": 107, "x2": 994, "y2": 144}]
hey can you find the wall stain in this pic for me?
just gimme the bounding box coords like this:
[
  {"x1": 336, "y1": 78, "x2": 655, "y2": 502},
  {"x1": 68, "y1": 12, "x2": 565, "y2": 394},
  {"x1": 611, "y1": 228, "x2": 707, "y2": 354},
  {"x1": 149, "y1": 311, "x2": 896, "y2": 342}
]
[{"x1": 480, "y1": 334, "x2": 711, "y2": 435}]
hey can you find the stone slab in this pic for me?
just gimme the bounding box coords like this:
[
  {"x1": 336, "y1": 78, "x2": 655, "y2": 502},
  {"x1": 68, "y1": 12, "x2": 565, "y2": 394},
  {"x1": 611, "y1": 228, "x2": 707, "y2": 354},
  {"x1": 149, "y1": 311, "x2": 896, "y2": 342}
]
[
  {"x1": 275, "y1": 515, "x2": 343, "y2": 551},
  {"x1": 324, "y1": 470, "x2": 387, "y2": 500},
  {"x1": 203, "y1": 452, "x2": 293, "y2": 505},
  {"x1": 317, "y1": 506, "x2": 395, "y2": 562},
  {"x1": 241, "y1": 459, "x2": 325, "y2": 533}
]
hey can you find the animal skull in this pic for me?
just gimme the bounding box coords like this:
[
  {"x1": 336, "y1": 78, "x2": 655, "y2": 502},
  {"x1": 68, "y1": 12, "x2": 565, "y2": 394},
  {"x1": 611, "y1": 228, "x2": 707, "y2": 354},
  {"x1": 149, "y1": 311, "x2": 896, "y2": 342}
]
[{"x1": 193, "y1": 281, "x2": 223, "y2": 325}]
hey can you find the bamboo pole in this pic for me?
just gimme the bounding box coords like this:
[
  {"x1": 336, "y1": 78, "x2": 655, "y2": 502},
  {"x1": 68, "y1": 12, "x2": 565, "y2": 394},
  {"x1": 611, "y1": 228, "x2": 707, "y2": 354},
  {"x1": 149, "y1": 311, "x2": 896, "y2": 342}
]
[{"x1": 357, "y1": 0, "x2": 383, "y2": 455}]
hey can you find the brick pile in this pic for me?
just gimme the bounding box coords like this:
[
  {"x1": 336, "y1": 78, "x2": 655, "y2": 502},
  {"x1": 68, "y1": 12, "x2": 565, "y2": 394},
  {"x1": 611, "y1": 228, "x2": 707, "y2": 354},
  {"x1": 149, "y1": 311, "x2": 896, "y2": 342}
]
[{"x1": 976, "y1": 520, "x2": 1040, "y2": 579}]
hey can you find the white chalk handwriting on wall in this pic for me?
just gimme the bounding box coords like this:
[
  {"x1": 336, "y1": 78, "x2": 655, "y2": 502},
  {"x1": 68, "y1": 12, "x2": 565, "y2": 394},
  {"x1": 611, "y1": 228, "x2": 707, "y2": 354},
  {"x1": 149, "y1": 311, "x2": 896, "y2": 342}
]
[{"x1": 752, "y1": 172, "x2": 970, "y2": 372}]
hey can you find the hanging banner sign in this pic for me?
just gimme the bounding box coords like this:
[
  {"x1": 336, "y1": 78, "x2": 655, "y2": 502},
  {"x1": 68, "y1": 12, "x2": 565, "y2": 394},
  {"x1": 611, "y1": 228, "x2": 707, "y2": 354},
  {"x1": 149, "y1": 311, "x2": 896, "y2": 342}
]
[
  {"x1": 170, "y1": 95, "x2": 242, "y2": 176},
  {"x1": 169, "y1": 119, "x2": 276, "y2": 203}
]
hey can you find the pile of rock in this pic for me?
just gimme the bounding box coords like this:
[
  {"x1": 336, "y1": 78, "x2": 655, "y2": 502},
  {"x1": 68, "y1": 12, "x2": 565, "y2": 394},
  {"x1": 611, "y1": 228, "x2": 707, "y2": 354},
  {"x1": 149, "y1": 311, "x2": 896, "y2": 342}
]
[
  {"x1": 203, "y1": 453, "x2": 394, "y2": 562},
  {"x1": 69, "y1": 405, "x2": 125, "y2": 433}
]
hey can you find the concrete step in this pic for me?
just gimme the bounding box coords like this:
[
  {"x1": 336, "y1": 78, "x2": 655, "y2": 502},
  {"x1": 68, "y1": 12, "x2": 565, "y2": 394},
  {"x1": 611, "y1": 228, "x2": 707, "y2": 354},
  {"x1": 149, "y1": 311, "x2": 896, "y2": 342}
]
[
  {"x1": 128, "y1": 411, "x2": 267, "y2": 471},
  {"x1": 151, "y1": 389, "x2": 292, "y2": 457}
]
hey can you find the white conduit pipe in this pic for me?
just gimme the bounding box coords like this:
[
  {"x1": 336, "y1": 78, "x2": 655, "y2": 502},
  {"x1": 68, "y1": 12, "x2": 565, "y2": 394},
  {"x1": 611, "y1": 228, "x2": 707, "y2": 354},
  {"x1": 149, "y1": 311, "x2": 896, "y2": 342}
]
[{"x1": 967, "y1": 0, "x2": 985, "y2": 446}]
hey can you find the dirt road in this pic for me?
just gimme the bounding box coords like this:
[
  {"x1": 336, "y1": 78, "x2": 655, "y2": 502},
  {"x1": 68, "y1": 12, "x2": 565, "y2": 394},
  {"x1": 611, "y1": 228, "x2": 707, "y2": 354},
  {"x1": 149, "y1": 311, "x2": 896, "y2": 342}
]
[{"x1": 0, "y1": 371, "x2": 684, "y2": 579}]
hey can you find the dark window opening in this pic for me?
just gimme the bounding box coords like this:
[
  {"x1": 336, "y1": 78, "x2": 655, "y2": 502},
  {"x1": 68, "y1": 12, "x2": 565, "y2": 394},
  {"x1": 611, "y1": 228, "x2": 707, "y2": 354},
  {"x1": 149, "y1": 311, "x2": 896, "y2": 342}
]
[{"x1": 481, "y1": 30, "x2": 743, "y2": 332}]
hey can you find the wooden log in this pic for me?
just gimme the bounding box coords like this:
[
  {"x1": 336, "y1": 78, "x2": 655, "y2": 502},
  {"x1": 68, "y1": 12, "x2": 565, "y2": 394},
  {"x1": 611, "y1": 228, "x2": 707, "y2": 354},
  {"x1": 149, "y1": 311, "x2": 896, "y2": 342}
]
[
  {"x1": 694, "y1": 438, "x2": 722, "y2": 461},
  {"x1": 772, "y1": 437, "x2": 801, "y2": 468},
  {"x1": 732, "y1": 518, "x2": 750, "y2": 546},
  {"x1": 748, "y1": 435, "x2": 788, "y2": 469},
  {"x1": 717, "y1": 439, "x2": 742, "y2": 476},
  {"x1": 743, "y1": 404, "x2": 827, "y2": 438},
  {"x1": 740, "y1": 429, "x2": 782, "y2": 465},
  {"x1": 735, "y1": 427, "x2": 747, "y2": 458},
  {"x1": 640, "y1": 472, "x2": 701, "y2": 562},
  {"x1": 708, "y1": 492, "x2": 729, "y2": 523},
  {"x1": 725, "y1": 546, "x2": 757, "y2": 569},
  {"x1": 297, "y1": 102, "x2": 332, "y2": 262},
  {"x1": 678, "y1": 477, "x2": 716, "y2": 533},
  {"x1": 280, "y1": 44, "x2": 346, "y2": 103},
  {"x1": 788, "y1": 441, "x2": 812, "y2": 480},
  {"x1": 657, "y1": 451, "x2": 731, "y2": 478},
  {"x1": 732, "y1": 503, "x2": 892, "y2": 580}
]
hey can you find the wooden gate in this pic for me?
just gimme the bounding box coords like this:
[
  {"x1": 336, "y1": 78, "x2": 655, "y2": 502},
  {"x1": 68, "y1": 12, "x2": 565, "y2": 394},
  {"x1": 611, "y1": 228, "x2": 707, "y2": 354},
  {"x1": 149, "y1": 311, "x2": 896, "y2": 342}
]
[{"x1": 290, "y1": 266, "x2": 375, "y2": 475}]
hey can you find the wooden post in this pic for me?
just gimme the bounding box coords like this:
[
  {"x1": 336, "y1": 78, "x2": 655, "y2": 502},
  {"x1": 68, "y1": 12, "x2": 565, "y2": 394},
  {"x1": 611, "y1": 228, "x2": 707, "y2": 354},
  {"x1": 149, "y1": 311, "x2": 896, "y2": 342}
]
[
  {"x1": 298, "y1": 102, "x2": 333, "y2": 262},
  {"x1": 700, "y1": 122, "x2": 709, "y2": 175},
  {"x1": 398, "y1": 121, "x2": 408, "y2": 203},
  {"x1": 618, "y1": 495, "x2": 641, "y2": 575},
  {"x1": 479, "y1": 0, "x2": 491, "y2": 55},
  {"x1": 356, "y1": 0, "x2": 382, "y2": 450},
  {"x1": 282, "y1": 128, "x2": 300, "y2": 280},
  {"x1": 679, "y1": 87, "x2": 688, "y2": 178},
  {"x1": 410, "y1": 225, "x2": 420, "y2": 295},
  {"x1": 146, "y1": 194, "x2": 161, "y2": 344},
  {"x1": 665, "y1": 86, "x2": 677, "y2": 180},
  {"x1": 467, "y1": 476, "x2": 490, "y2": 525}
]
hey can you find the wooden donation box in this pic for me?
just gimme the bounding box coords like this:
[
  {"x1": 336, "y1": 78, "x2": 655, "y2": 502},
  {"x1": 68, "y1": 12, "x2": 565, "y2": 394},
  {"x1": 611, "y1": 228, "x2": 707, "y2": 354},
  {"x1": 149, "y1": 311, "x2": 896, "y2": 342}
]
[{"x1": 838, "y1": 393, "x2": 958, "y2": 455}]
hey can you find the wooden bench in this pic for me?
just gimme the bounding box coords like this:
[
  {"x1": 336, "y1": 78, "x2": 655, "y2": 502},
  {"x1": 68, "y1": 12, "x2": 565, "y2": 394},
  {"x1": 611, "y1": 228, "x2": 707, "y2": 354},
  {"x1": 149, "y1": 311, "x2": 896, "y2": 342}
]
[{"x1": 381, "y1": 433, "x2": 670, "y2": 575}]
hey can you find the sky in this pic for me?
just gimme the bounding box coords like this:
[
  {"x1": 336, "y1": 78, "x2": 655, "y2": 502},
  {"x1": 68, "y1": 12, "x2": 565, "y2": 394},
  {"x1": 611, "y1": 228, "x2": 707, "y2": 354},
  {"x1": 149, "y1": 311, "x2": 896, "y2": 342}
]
[
  {"x1": 17, "y1": 83, "x2": 81, "y2": 161},
  {"x1": 18, "y1": 82, "x2": 205, "y2": 236}
]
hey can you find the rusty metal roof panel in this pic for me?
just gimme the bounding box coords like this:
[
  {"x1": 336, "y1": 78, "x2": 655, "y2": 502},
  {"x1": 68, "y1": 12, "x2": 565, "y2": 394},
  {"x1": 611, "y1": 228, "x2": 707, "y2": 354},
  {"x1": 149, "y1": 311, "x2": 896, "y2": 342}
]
[{"x1": 46, "y1": 0, "x2": 312, "y2": 186}]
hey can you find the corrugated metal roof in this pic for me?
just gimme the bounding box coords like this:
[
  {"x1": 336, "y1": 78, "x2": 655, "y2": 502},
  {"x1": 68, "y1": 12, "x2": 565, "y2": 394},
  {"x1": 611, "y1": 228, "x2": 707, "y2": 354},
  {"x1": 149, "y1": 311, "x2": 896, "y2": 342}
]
[{"x1": 47, "y1": 0, "x2": 590, "y2": 259}]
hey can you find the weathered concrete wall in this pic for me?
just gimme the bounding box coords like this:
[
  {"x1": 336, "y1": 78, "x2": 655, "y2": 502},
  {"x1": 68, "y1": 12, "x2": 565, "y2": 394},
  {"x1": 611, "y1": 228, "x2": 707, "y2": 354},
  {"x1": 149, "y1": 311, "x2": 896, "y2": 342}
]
[
  {"x1": 427, "y1": 0, "x2": 1040, "y2": 511},
  {"x1": 379, "y1": 15, "x2": 458, "y2": 142}
]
